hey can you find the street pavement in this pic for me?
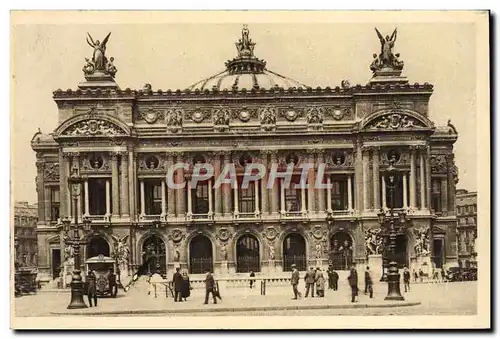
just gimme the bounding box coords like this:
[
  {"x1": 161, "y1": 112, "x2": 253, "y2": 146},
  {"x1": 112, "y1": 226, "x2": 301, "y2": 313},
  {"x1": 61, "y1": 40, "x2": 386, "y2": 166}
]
[{"x1": 14, "y1": 280, "x2": 476, "y2": 317}]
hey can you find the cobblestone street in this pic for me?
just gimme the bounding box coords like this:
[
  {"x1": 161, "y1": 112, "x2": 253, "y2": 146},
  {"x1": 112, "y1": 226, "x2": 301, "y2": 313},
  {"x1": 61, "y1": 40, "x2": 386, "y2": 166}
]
[{"x1": 14, "y1": 281, "x2": 476, "y2": 317}]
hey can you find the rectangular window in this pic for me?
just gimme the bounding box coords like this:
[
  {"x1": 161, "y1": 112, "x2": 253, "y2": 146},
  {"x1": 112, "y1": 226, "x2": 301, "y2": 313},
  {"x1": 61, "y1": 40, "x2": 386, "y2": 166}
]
[
  {"x1": 331, "y1": 175, "x2": 348, "y2": 211},
  {"x1": 431, "y1": 179, "x2": 442, "y2": 212},
  {"x1": 145, "y1": 180, "x2": 162, "y2": 215},
  {"x1": 50, "y1": 188, "x2": 60, "y2": 221},
  {"x1": 285, "y1": 176, "x2": 302, "y2": 212},
  {"x1": 89, "y1": 178, "x2": 108, "y2": 216},
  {"x1": 192, "y1": 181, "x2": 209, "y2": 214},
  {"x1": 239, "y1": 180, "x2": 256, "y2": 213}
]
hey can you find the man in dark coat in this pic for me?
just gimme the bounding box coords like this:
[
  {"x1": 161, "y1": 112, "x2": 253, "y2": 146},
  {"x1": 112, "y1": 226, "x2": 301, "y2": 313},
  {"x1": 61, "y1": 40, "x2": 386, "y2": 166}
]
[
  {"x1": 204, "y1": 270, "x2": 217, "y2": 304},
  {"x1": 332, "y1": 269, "x2": 339, "y2": 291},
  {"x1": 108, "y1": 268, "x2": 117, "y2": 297},
  {"x1": 347, "y1": 265, "x2": 358, "y2": 303},
  {"x1": 172, "y1": 267, "x2": 183, "y2": 302},
  {"x1": 327, "y1": 264, "x2": 334, "y2": 289},
  {"x1": 290, "y1": 264, "x2": 301, "y2": 300},
  {"x1": 181, "y1": 271, "x2": 191, "y2": 301},
  {"x1": 364, "y1": 266, "x2": 373, "y2": 298},
  {"x1": 304, "y1": 267, "x2": 316, "y2": 298},
  {"x1": 87, "y1": 270, "x2": 98, "y2": 307},
  {"x1": 403, "y1": 267, "x2": 411, "y2": 292},
  {"x1": 249, "y1": 271, "x2": 255, "y2": 289}
]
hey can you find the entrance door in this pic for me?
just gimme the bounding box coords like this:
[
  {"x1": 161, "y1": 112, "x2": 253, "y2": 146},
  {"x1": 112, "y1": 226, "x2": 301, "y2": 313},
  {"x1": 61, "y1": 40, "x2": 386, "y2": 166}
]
[
  {"x1": 283, "y1": 233, "x2": 307, "y2": 271},
  {"x1": 330, "y1": 232, "x2": 354, "y2": 270},
  {"x1": 236, "y1": 234, "x2": 260, "y2": 273},
  {"x1": 142, "y1": 235, "x2": 167, "y2": 275},
  {"x1": 189, "y1": 235, "x2": 213, "y2": 274},
  {"x1": 394, "y1": 234, "x2": 408, "y2": 268},
  {"x1": 433, "y1": 239, "x2": 444, "y2": 269},
  {"x1": 52, "y1": 249, "x2": 61, "y2": 280}
]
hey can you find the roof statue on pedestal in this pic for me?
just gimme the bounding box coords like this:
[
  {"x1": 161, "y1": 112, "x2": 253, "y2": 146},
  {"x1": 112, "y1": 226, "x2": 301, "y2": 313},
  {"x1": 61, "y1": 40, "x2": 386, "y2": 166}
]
[
  {"x1": 235, "y1": 24, "x2": 256, "y2": 58},
  {"x1": 370, "y1": 28, "x2": 404, "y2": 73},
  {"x1": 83, "y1": 32, "x2": 117, "y2": 78}
]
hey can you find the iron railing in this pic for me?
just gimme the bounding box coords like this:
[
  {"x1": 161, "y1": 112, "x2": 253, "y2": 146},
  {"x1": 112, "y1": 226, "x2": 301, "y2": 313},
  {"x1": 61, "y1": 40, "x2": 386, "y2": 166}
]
[
  {"x1": 236, "y1": 256, "x2": 261, "y2": 273},
  {"x1": 283, "y1": 255, "x2": 307, "y2": 272},
  {"x1": 190, "y1": 258, "x2": 214, "y2": 274}
]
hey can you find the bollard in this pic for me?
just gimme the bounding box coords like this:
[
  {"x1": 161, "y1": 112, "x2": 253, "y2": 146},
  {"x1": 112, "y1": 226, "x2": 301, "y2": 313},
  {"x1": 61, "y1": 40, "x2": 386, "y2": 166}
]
[{"x1": 260, "y1": 280, "x2": 266, "y2": 296}]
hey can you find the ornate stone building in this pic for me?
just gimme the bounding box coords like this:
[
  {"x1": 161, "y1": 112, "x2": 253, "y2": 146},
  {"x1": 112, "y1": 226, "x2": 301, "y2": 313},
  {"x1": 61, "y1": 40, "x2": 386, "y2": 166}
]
[
  {"x1": 456, "y1": 189, "x2": 477, "y2": 268},
  {"x1": 32, "y1": 27, "x2": 459, "y2": 283},
  {"x1": 14, "y1": 201, "x2": 38, "y2": 268}
]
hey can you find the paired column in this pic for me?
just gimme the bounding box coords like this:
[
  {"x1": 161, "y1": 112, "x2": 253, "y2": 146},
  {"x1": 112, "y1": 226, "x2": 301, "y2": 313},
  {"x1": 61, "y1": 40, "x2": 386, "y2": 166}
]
[
  {"x1": 161, "y1": 180, "x2": 167, "y2": 218},
  {"x1": 110, "y1": 152, "x2": 120, "y2": 218},
  {"x1": 381, "y1": 175, "x2": 387, "y2": 209},
  {"x1": 187, "y1": 180, "x2": 193, "y2": 215},
  {"x1": 425, "y1": 146, "x2": 432, "y2": 211},
  {"x1": 128, "y1": 151, "x2": 137, "y2": 220},
  {"x1": 354, "y1": 144, "x2": 363, "y2": 212},
  {"x1": 307, "y1": 151, "x2": 315, "y2": 214},
  {"x1": 409, "y1": 147, "x2": 417, "y2": 209},
  {"x1": 419, "y1": 149, "x2": 426, "y2": 209},
  {"x1": 254, "y1": 180, "x2": 260, "y2": 215},
  {"x1": 166, "y1": 153, "x2": 176, "y2": 217},
  {"x1": 106, "y1": 179, "x2": 111, "y2": 216},
  {"x1": 71, "y1": 153, "x2": 82, "y2": 221},
  {"x1": 362, "y1": 147, "x2": 370, "y2": 212},
  {"x1": 233, "y1": 178, "x2": 239, "y2": 215},
  {"x1": 280, "y1": 177, "x2": 286, "y2": 213},
  {"x1": 270, "y1": 151, "x2": 280, "y2": 215},
  {"x1": 403, "y1": 173, "x2": 408, "y2": 209},
  {"x1": 208, "y1": 179, "x2": 213, "y2": 215},
  {"x1": 222, "y1": 151, "x2": 232, "y2": 215},
  {"x1": 372, "y1": 147, "x2": 380, "y2": 210},
  {"x1": 446, "y1": 154, "x2": 457, "y2": 213},
  {"x1": 84, "y1": 180, "x2": 90, "y2": 216},
  {"x1": 120, "y1": 152, "x2": 130, "y2": 218},
  {"x1": 139, "y1": 180, "x2": 145, "y2": 216},
  {"x1": 326, "y1": 176, "x2": 332, "y2": 212},
  {"x1": 260, "y1": 151, "x2": 269, "y2": 215},
  {"x1": 175, "y1": 153, "x2": 186, "y2": 217},
  {"x1": 213, "y1": 152, "x2": 222, "y2": 217},
  {"x1": 43, "y1": 185, "x2": 51, "y2": 223},
  {"x1": 316, "y1": 150, "x2": 326, "y2": 213},
  {"x1": 347, "y1": 174, "x2": 353, "y2": 211},
  {"x1": 441, "y1": 178, "x2": 448, "y2": 215},
  {"x1": 35, "y1": 161, "x2": 47, "y2": 223}
]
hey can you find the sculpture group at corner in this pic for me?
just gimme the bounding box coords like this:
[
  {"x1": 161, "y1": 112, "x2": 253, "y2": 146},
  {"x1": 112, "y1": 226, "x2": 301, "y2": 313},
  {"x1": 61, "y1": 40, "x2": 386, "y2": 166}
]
[
  {"x1": 83, "y1": 32, "x2": 117, "y2": 77},
  {"x1": 370, "y1": 28, "x2": 404, "y2": 73}
]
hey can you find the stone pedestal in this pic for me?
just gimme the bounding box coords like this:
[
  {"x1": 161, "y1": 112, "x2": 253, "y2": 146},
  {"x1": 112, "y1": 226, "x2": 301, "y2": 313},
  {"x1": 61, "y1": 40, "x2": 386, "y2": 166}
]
[
  {"x1": 368, "y1": 254, "x2": 383, "y2": 282},
  {"x1": 267, "y1": 260, "x2": 276, "y2": 274},
  {"x1": 220, "y1": 261, "x2": 229, "y2": 276},
  {"x1": 415, "y1": 254, "x2": 432, "y2": 277}
]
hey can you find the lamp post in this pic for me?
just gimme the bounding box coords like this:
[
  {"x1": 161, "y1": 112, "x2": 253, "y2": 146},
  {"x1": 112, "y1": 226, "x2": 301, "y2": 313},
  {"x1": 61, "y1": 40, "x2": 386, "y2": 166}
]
[
  {"x1": 62, "y1": 168, "x2": 93, "y2": 309},
  {"x1": 378, "y1": 160, "x2": 405, "y2": 301}
]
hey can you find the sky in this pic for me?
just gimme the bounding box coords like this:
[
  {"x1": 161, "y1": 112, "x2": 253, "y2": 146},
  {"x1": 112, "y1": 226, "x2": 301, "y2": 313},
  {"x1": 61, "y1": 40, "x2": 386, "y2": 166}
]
[{"x1": 11, "y1": 18, "x2": 479, "y2": 204}]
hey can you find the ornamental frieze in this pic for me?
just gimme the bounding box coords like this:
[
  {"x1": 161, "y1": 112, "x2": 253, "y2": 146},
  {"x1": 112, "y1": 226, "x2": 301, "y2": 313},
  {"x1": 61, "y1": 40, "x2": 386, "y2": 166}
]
[
  {"x1": 138, "y1": 154, "x2": 165, "y2": 171},
  {"x1": 213, "y1": 108, "x2": 231, "y2": 131},
  {"x1": 62, "y1": 119, "x2": 126, "y2": 136},
  {"x1": 279, "y1": 107, "x2": 303, "y2": 122},
  {"x1": 139, "y1": 108, "x2": 165, "y2": 124},
  {"x1": 326, "y1": 151, "x2": 354, "y2": 167},
  {"x1": 231, "y1": 107, "x2": 258, "y2": 122},
  {"x1": 430, "y1": 155, "x2": 447, "y2": 174},
  {"x1": 81, "y1": 153, "x2": 110, "y2": 171},
  {"x1": 166, "y1": 108, "x2": 183, "y2": 133},
  {"x1": 381, "y1": 149, "x2": 410, "y2": 165},
  {"x1": 366, "y1": 113, "x2": 425, "y2": 130},
  {"x1": 259, "y1": 106, "x2": 277, "y2": 130},
  {"x1": 324, "y1": 106, "x2": 354, "y2": 121},
  {"x1": 305, "y1": 106, "x2": 324, "y2": 125},
  {"x1": 43, "y1": 163, "x2": 60, "y2": 181}
]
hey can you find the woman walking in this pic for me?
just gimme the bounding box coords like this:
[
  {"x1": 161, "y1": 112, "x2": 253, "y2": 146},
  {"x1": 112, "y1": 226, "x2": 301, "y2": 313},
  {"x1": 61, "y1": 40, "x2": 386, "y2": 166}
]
[
  {"x1": 181, "y1": 271, "x2": 192, "y2": 301},
  {"x1": 315, "y1": 268, "x2": 325, "y2": 297}
]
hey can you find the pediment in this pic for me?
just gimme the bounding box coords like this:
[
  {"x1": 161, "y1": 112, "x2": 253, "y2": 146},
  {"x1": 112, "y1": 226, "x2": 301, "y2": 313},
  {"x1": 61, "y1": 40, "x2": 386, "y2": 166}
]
[{"x1": 361, "y1": 108, "x2": 434, "y2": 131}]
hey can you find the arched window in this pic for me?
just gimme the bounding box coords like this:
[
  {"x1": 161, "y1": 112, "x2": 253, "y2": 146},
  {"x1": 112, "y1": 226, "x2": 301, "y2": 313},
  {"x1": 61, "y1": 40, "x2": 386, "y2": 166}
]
[
  {"x1": 236, "y1": 234, "x2": 260, "y2": 273},
  {"x1": 189, "y1": 235, "x2": 213, "y2": 274},
  {"x1": 283, "y1": 233, "x2": 306, "y2": 271},
  {"x1": 329, "y1": 232, "x2": 353, "y2": 270},
  {"x1": 142, "y1": 235, "x2": 166, "y2": 275},
  {"x1": 87, "y1": 236, "x2": 110, "y2": 258}
]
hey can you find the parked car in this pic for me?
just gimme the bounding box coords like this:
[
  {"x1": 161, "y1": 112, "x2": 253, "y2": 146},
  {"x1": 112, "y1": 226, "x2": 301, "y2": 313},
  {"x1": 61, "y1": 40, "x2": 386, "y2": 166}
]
[
  {"x1": 85, "y1": 255, "x2": 118, "y2": 297},
  {"x1": 446, "y1": 267, "x2": 478, "y2": 282}
]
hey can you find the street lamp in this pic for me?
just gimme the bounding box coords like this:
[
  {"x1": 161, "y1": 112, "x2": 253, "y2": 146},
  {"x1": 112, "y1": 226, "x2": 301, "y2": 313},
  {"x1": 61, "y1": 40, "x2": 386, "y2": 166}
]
[
  {"x1": 62, "y1": 168, "x2": 94, "y2": 309},
  {"x1": 378, "y1": 160, "x2": 405, "y2": 301}
]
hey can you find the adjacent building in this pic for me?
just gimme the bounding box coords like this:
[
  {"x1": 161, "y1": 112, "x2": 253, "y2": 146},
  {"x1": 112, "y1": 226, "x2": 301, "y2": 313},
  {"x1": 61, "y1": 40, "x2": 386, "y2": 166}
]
[
  {"x1": 456, "y1": 189, "x2": 477, "y2": 268},
  {"x1": 31, "y1": 26, "x2": 460, "y2": 283},
  {"x1": 14, "y1": 201, "x2": 38, "y2": 268}
]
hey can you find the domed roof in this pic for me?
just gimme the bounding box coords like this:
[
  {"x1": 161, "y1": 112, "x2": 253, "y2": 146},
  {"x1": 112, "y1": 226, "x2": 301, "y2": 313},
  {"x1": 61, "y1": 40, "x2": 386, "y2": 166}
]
[{"x1": 187, "y1": 26, "x2": 309, "y2": 92}]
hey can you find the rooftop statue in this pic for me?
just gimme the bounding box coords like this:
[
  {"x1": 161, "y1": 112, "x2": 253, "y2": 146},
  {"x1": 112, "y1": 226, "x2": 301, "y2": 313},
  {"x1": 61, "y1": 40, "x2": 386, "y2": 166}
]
[
  {"x1": 370, "y1": 28, "x2": 404, "y2": 73},
  {"x1": 235, "y1": 25, "x2": 256, "y2": 58},
  {"x1": 83, "y1": 32, "x2": 117, "y2": 77}
]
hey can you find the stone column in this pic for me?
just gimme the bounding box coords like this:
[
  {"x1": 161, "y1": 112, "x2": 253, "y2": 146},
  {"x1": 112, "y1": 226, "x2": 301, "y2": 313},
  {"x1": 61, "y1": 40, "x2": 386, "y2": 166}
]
[
  {"x1": 233, "y1": 177, "x2": 239, "y2": 215},
  {"x1": 60, "y1": 152, "x2": 70, "y2": 219},
  {"x1": 409, "y1": 146, "x2": 417, "y2": 209},
  {"x1": 208, "y1": 179, "x2": 213, "y2": 215},
  {"x1": 280, "y1": 178, "x2": 286, "y2": 213},
  {"x1": 43, "y1": 185, "x2": 50, "y2": 223},
  {"x1": 175, "y1": 153, "x2": 186, "y2": 217},
  {"x1": 139, "y1": 179, "x2": 145, "y2": 216},
  {"x1": 441, "y1": 178, "x2": 448, "y2": 215},
  {"x1": 161, "y1": 179, "x2": 167, "y2": 218},
  {"x1": 128, "y1": 150, "x2": 137, "y2": 220},
  {"x1": 36, "y1": 161, "x2": 46, "y2": 223},
  {"x1": 446, "y1": 154, "x2": 457, "y2": 213},
  {"x1": 425, "y1": 146, "x2": 432, "y2": 211},
  {"x1": 307, "y1": 150, "x2": 315, "y2": 214},
  {"x1": 269, "y1": 150, "x2": 279, "y2": 215},
  {"x1": 213, "y1": 152, "x2": 222, "y2": 217},
  {"x1": 71, "y1": 153, "x2": 81, "y2": 221},
  {"x1": 301, "y1": 181, "x2": 306, "y2": 214},
  {"x1": 362, "y1": 147, "x2": 370, "y2": 212},
  {"x1": 110, "y1": 152, "x2": 120, "y2": 218},
  {"x1": 84, "y1": 180, "x2": 90, "y2": 216},
  {"x1": 166, "y1": 153, "x2": 176, "y2": 218},
  {"x1": 326, "y1": 176, "x2": 332, "y2": 212},
  {"x1": 347, "y1": 174, "x2": 353, "y2": 211},
  {"x1": 187, "y1": 180, "x2": 193, "y2": 215},
  {"x1": 316, "y1": 150, "x2": 326, "y2": 212},
  {"x1": 222, "y1": 151, "x2": 232, "y2": 215},
  {"x1": 260, "y1": 151, "x2": 269, "y2": 215},
  {"x1": 106, "y1": 179, "x2": 111, "y2": 217},
  {"x1": 372, "y1": 147, "x2": 380, "y2": 210},
  {"x1": 254, "y1": 180, "x2": 260, "y2": 215},
  {"x1": 354, "y1": 144, "x2": 363, "y2": 212},
  {"x1": 419, "y1": 149, "x2": 426, "y2": 209},
  {"x1": 403, "y1": 173, "x2": 408, "y2": 209},
  {"x1": 120, "y1": 152, "x2": 130, "y2": 218},
  {"x1": 381, "y1": 175, "x2": 387, "y2": 209}
]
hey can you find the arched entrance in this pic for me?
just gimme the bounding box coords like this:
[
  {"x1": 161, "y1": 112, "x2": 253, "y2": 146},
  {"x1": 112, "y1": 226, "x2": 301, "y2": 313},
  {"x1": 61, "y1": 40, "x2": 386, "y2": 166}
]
[
  {"x1": 142, "y1": 235, "x2": 167, "y2": 275},
  {"x1": 86, "y1": 236, "x2": 110, "y2": 258},
  {"x1": 236, "y1": 234, "x2": 260, "y2": 273},
  {"x1": 394, "y1": 234, "x2": 408, "y2": 269},
  {"x1": 283, "y1": 233, "x2": 307, "y2": 271},
  {"x1": 329, "y1": 231, "x2": 353, "y2": 270},
  {"x1": 189, "y1": 235, "x2": 213, "y2": 274}
]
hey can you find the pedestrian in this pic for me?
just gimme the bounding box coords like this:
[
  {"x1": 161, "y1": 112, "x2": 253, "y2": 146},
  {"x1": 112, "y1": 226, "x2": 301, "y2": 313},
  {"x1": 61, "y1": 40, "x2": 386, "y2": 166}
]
[
  {"x1": 290, "y1": 264, "x2": 301, "y2": 300},
  {"x1": 173, "y1": 267, "x2": 183, "y2": 302},
  {"x1": 86, "y1": 270, "x2": 98, "y2": 307},
  {"x1": 432, "y1": 269, "x2": 439, "y2": 283},
  {"x1": 315, "y1": 268, "x2": 325, "y2": 297},
  {"x1": 418, "y1": 268, "x2": 424, "y2": 282},
  {"x1": 403, "y1": 266, "x2": 411, "y2": 292},
  {"x1": 204, "y1": 269, "x2": 217, "y2": 304},
  {"x1": 327, "y1": 264, "x2": 334, "y2": 290},
  {"x1": 441, "y1": 268, "x2": 446, "y2": 282},
  {"x1": 304, "y1": 267, "x2": 316, "y2": 298},
  {"x1": 332, "y1": 269, "x2": 339, "y2": 291},
  {"x1": 249, "y1": 271, "x2": 255, "y2": 289},
  {"x1": 181, "y1": 271, "x2": 191, "y2": 301},
  {"x1": 347, "y1": 264, "x2": 358, "y2": 303},
  {"x1": 108, "y1": 268, "x2": 117, "y2": 297},
  {"x1": 364, "y1": 266, "x2": 373, "y2": 298},
  {"x1": 413, "y1": 269, "x2": 418, "y2": 283}
]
